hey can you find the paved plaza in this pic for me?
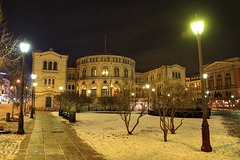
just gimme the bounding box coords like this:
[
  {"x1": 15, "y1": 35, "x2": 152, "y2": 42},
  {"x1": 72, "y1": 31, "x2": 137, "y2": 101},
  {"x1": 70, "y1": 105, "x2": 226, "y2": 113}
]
[{"x1": 14, "y1": 111, "x2": 104, "y2": 160}]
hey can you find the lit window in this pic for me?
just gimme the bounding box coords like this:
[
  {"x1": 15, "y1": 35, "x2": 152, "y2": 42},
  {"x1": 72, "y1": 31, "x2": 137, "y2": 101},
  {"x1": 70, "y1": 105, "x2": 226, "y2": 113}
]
[
  {"x1": 91, "y1": 67, "x2": 97, "y2": 77},
  {"x1": 124, "y1": 68, "x2": 128, "y2": 78},
  {"x1": 102, "y1": 66, "x2": 108, "y2": 76},
  {"x1": 114, "y1": 67, "x2": 119, "y2": 77}
]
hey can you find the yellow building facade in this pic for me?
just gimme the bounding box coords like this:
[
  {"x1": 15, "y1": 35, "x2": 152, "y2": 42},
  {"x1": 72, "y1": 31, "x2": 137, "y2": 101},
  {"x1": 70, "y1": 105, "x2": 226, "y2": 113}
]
[
  {"x1": 32, "y1": 48, "x2": 68, "y2": 110},
  {"x1": 32, "y1": 49, "x2": 186, "y2": 110}
]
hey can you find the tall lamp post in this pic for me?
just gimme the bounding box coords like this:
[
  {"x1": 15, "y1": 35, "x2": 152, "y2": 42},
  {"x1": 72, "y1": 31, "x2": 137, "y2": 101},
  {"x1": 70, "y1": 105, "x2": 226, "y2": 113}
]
[
  {"x1": 109, "y1": 78, "x2": 113, "y2": 111},
  {"x1": 146, "y1": 84, "x2": 150, "y2": 114},
  {"x1": 17, "y1": 39, "x2": 30, "y2": 134},
  {"x1": 191, "y1": 14, "x2": 212, "y2": 152},
  {"x1": 59, "y1": 86, "x2": 63, "y2": 116},
  {"x1": 30, "y1": 74, "x2": 37, "y2": 118}
]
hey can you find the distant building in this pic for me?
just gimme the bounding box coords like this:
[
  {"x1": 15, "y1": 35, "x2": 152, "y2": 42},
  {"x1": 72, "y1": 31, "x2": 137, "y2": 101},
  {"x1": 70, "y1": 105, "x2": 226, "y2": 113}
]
[
  {"x1": 32, "y1": 48, "x2": 186, "y2": 110},
  {"x1": 0, "y1": 72, "x2": 12, "y2": 103},
  {"x1": 203, "y1": 57, "x2": 240, "y2": 109},
  {"x1": 185, "y1": 74, "x2": 201, "y2": 99},
  {"x1": 136, "y1": 64, "x2": 186, "y2": 98}
]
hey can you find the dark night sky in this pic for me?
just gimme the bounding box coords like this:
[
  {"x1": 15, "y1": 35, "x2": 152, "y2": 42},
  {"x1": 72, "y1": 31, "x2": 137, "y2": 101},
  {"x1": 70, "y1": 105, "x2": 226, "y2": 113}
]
[{"x1": 3, "y1": 0, "x2": 240, "y2": 76}]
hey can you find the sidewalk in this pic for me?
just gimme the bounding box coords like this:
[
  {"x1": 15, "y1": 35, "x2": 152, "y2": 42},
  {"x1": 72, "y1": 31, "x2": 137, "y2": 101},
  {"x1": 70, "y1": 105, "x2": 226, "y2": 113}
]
[{"x1": 15, "y1": 111, "x2": 105, "y2": 160}]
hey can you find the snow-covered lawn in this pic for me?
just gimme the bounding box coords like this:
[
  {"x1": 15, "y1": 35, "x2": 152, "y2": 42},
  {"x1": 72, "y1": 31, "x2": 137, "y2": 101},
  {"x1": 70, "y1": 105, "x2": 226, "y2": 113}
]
[
  {"x1": 0, "y1": 116, "x2": 32, "y2": 160},
  {"x1": 52, "y1": 112, "x2": 240, "y2": 160}
]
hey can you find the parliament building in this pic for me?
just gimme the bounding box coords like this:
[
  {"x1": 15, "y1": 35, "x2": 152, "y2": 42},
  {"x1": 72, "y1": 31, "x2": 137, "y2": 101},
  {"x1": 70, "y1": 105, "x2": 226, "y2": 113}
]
[{"x1": 32, "y1": 48, "x2": 186, "y2": 110}]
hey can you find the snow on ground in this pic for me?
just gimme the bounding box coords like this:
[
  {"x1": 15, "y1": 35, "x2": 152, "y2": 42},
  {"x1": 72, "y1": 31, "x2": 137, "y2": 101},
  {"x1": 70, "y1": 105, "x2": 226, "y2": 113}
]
[
  {"x1": 52, "y1": 112, "x2": 240, "y2": 160},
  {"x1": 0, "y1": 116, "x2": 31, "y2": 160}
]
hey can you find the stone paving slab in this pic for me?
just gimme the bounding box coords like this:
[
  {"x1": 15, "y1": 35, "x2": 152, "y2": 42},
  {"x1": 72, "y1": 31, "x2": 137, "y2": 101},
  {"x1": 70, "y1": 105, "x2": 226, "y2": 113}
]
[{"x1": 15, "y1": 111, "x2": 105, "y2": 160}]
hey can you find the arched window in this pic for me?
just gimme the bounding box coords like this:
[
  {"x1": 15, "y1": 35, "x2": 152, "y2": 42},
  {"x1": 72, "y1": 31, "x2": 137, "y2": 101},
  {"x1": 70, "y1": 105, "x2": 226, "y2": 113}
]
[
  {"x1": 102, "y1": 66, "x2": 108, "y2": 76},
  {"x1": 172, "y1": 72, "x2": 175, "y2": 78},
  {"x1": 82, "y1": 68, "x2": 86, "y2": 78},
  {"x1": 68, "y1": 73, "x2": 71, "y2": 80},
  {"x1": 72, "y1": 85, "x2": 75, "y2": 90},
  {"x1": 48, "y1": 79, "x2": 51, "y2": 87},
  {"x1": 52, "y1": 79, "x2": 54, "y2": 88},
  {"x1": 178, "y1": 73, "x2": 181, "y2": 78},
  {"x1": 217, "y1": 74, "x2": 222, "y2": 88},
  {"x1": 44, "y1": 79, "x2": 47, "y2": 87},
  {"x1": 101, "y1": 86, "x2": 108, "y2": 97},
  {"x1": 114, "y1": 67, "x2": 119, "y2": 77},
  {"x1": 72, "y1": 74, "x2": 75, "y2": 80},
  {"x1": 91, "y1": 67, "x2": 97, "y2": 77},
  {"x1": 48, "y1": 61, "x2": 52, "y2": 70},
  {"x1": 90, "y1": 86, "x2": 97, "y2": 97},
  {"x1": 43, "y1": 61, "x2": 47, "y2": 70},
  {"x1": 124, "y1": 68, "x2": 128, "y2": 78},
  {"x1": 225, "y1": 73, "x2": 231, "y2": 87},
  {"x1": 53, "y1": 62, "x2": 57, "y2": 70},
  {"x1": 208, "y1": 76, "x2": 214, "y2": 89},
  {"x1": 81, "y1": 86, "x2": 86, "y2": 97}
]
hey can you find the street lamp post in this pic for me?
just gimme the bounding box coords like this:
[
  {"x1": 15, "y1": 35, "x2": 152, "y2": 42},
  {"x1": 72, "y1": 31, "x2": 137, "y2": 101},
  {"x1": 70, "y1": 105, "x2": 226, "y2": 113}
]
[
  {"x1": 30, "y1": 74, "x2": 37, "y2": 118},
  {"x1": 146, "y1": 84, "x2": 150, "y2": 114},
  {"x1": 191, "y1": 14, "x2": 212, "y2": 152},
  {"x1": 109, "y1": 78, "x2": 114, "y2": 111},
  {"x1": 87, "y1": 90, "x2": 91, "y2": 111},
  {"x1": 17, "y1": 39, "x2": 30, "y2": 134},
  {"x1": 59, "y1": 86, "x2": 63, "y2": 116}
]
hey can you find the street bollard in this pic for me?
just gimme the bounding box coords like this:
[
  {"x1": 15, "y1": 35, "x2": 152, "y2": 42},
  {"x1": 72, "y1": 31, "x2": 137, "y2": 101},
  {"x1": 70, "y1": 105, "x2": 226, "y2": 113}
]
[
  {"x1": 69, "y1": 112, "x2": 76, "y2": 123},
  {"x1": 6, "y1": 112, "x2": 10, "y2": 122}
]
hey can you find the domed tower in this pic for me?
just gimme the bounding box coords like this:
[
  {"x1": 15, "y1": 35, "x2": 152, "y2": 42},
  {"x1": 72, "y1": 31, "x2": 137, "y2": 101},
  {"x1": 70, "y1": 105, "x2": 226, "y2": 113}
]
[{"x1": 75, "y1": 54, "x2": 135, "y2": 98}]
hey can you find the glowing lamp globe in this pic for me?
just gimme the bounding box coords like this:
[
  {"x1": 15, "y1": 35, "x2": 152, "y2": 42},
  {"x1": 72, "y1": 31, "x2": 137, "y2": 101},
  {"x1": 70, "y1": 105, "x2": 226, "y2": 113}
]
[
  {"x1": 146, "y1": 84, "x2": 150, "y2": 89},
  {"x1": 31, "y1": 74, "x2": 37, "y2": 80},
  {"x1": 20, "y1": 42, "x2": 30, "y2": 53},
  {"x1": 191, "y1": 20, "x2": 204, "y2": 35}
]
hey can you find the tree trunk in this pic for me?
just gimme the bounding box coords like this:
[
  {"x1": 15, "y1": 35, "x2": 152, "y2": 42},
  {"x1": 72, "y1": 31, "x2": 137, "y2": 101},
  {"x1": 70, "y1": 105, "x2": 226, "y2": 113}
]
[
  {"x1": 11, "y1": 83, "x2": 16, "y2": 119},
  {"x1": 164, "y1": 129, "x2": 168, "y2": 142},
  {"x1": 162, "y1": 115, "x2": 168, "y2": 142},
  {"x1": 170, "y1": 117, "x2": 176, "y2": 134}
]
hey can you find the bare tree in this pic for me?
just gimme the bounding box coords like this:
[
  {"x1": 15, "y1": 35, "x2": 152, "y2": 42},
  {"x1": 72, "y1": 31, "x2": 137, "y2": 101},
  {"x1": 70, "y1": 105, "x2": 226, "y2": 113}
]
[
  {"x1": 115, "y1": 85, "x2": 147, "y2": 135},
  {"x1": 54, "y1": 91, "x2": 83, "y2": 115},
  {"x1": 0, "y1": 3, "x2": 20, "y2": 69},
  {"x1": 154, "y1": 80, "x2": 195, "y2": 141},
  {"x1": 81, "y1": 96, "x2": 94, "y2": 111},
  {"x1": 99, "y1": 97, "x2": 115, "y2": 111},
  {"x1": 5, "y1": 59, "x2": 21, "y2": 119}
]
